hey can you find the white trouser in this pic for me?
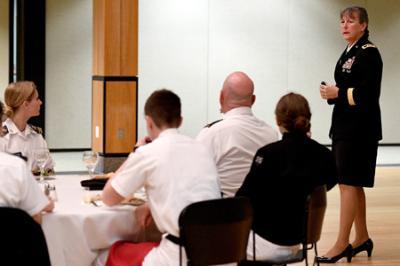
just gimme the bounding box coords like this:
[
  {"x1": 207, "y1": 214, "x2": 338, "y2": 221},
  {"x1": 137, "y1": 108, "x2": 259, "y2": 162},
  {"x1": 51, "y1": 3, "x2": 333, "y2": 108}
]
[{"x1": 247, "y1": 230, "x2": 300, "y2": 261}]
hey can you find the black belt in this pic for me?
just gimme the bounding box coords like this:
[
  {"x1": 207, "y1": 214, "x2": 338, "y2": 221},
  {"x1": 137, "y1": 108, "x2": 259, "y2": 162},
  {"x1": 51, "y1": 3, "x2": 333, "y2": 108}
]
[
  {"x1": 166, "y1": 234, "x2": 181, "y2": 245},
  {"x1": 167, "y1": 234, "x2": 184, "y2": 265}
]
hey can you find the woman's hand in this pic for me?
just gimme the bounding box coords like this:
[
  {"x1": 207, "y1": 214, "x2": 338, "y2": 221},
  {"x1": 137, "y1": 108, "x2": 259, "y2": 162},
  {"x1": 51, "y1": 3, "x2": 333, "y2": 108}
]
[{"x1": 320, "y1": 83, "x2": 339, "y2": 100}]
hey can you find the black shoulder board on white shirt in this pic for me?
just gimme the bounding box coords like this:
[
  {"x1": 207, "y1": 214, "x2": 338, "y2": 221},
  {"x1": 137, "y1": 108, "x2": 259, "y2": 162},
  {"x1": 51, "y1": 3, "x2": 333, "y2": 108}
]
[
  {"x1": 30, "y1": 125, "x2": 43, "y2": 134},
  {"x1": 1, "y1": 125, "x2": 8, "y2": 136},
  {"x1": 11, "y1": 152, "x2": 28, "y2": 162},
  {"x1": 204, "y1": 119, "x2": 222, "y2": 128}
]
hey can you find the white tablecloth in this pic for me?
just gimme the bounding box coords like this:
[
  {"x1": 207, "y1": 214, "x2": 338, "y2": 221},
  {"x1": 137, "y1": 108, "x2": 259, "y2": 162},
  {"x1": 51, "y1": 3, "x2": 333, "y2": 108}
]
[{"x1": 41, "y1": 175, "x2": 156, "y2": 266}]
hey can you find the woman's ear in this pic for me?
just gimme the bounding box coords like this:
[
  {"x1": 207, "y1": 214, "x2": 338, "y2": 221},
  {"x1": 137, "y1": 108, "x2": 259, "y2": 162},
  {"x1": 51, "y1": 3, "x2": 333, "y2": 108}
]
[
  {"x1": 21, "y1": 100, "x2": 30, "y2": 110},
  {"x1": 361, "y1": 22, "x2": 367, "y2": 32}
]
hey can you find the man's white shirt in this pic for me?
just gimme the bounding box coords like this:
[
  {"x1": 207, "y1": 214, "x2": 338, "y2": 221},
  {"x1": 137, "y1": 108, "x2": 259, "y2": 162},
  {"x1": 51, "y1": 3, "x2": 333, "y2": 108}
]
[
  {"x1": 111, "y1": 128, "x2": 221, "y2": 265},
  {"x1": 0, "y1": 152, "x2": 49, "y2": 216},
  {"x1": 197, "y1": 107, "x2": 279, "y2": 197}
]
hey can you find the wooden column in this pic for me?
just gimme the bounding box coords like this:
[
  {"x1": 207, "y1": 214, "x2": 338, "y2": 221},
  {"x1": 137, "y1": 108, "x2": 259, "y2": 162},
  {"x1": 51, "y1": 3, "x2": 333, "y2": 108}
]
[{"x1": 92, "y1": 0, "x2": 138, "y2": 170}]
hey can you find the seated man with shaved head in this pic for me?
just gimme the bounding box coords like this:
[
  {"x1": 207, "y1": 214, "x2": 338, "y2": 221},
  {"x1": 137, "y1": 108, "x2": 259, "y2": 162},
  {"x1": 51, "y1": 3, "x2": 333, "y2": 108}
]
[{"x1": 197, "y1": 71, "x2": 279, "y2": 197}]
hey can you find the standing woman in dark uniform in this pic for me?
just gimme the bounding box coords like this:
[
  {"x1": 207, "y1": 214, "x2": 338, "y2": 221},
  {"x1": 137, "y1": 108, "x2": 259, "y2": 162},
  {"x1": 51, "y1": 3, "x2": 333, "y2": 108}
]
[{"x1": 318, "y1": 6, "x2": 383, "y2": 263}]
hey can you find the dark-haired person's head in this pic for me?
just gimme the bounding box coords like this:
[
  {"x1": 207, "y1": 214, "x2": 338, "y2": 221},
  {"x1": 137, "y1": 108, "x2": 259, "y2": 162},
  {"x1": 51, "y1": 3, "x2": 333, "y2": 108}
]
[
  {"x1": 144, "y1": 89, "x2": 182, "y2": 139},
  {"x1": 275, "y1": 92, "x2": 311, "y2": 135}
]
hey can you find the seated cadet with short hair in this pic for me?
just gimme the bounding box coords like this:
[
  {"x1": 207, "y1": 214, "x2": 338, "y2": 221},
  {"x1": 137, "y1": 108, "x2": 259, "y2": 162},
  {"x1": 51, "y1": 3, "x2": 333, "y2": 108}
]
[
  {"x1": 197, "y1": 71, "x2": 279, "y2": 197},
  {"x1": 0, "y1": 102, "x2": 54, "y2": 224},
  {"x1": 102, "y1": 89, "x2": 221, "y2": 266},
  {"x1": 0, "y1": 82, "x2": 54, "y2": 174}
]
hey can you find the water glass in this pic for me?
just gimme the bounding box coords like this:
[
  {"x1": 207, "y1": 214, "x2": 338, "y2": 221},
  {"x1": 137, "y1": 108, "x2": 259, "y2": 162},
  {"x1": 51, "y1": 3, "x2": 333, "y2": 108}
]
[
  {"x1": 82, "y1": 151, "x2": 98, "y2": 178},
  {"x1": 33, "y1": 148, "x2": 50, "y2": 182}
]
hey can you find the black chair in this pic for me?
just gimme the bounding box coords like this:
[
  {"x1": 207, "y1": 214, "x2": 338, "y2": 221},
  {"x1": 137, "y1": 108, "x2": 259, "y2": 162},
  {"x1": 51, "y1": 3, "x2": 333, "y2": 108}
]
[
  {"x1": 177, "y1": 197, "x2": 253, "y2": 266},
  {"x1": 0, "y1": 207, "x2": 51, "y2": 266},
  {"x1": 306, "y1": 186, "x2": 327, "y2": 266},
  {"x1": 240, "y1": 186, "x2": 327, "y2": 266}
]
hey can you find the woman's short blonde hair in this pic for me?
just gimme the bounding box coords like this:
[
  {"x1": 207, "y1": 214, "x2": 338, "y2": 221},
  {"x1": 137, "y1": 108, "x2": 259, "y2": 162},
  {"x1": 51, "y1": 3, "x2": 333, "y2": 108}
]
[{"x1": 4, "y1": 81, "x2": 37, "y2": 118}]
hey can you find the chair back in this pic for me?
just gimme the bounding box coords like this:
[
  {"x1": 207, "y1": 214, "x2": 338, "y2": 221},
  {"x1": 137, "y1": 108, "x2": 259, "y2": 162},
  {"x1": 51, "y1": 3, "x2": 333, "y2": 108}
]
[
  {"x1": 0, "y1": 207, "x2": 51, "y2": 266},
  {"x1": 240, "y1": 186, "x2": 326, "y2": 266},
  {"x1": 178, "y1": 197, "x2": 253, "y2": 266},
  {"x1": 307, "y1": 185, "x2": 327, "y2": 244}
]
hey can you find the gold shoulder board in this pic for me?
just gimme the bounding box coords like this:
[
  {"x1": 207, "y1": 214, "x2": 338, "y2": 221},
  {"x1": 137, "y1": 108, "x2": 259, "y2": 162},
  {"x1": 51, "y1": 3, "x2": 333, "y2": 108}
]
[{"x1": 362, "y1": 44, "x2": 376, "y2": 49}]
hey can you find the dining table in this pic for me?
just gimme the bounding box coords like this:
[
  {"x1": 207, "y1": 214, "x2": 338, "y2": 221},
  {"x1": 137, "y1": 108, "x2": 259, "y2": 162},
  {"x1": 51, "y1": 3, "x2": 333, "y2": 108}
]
[{"x1": 41, "y1": 175, "x2": 160, "y2": 266}]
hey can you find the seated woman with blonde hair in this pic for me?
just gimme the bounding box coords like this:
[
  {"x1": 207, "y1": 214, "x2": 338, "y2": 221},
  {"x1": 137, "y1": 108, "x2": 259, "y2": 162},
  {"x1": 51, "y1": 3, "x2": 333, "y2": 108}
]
[
  {"x1": 236, "y1": 92, "x2": 337, "y2": 261},
  {"x1": 0, "y1": 81, "x2": 54, "y2": 175},
  {"x1": 0, "y1": 100, "x2": 54, "y2": 223}
]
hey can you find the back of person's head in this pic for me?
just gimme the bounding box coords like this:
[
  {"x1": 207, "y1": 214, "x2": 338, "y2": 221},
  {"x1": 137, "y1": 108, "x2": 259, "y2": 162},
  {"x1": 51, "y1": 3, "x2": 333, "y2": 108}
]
[
  {"x1": 220, "y1": 71, "x2": 255, "y2": 112},
  {"x1": 4, "y1": 81, "x2": 37, "y2": 118},
  {"x1": 144, "y1": 89, "x2": 182, "y2": 128},
  {"x1": 275, "y1": 92, "x2": 311, "y2": 134}
]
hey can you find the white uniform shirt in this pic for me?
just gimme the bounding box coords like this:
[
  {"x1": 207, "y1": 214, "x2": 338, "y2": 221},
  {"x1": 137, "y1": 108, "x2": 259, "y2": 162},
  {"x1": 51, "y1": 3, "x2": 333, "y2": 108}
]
[
  {"x1": 111, "y1": 128, "x2": 221, "y2": 266},
  {"x1": 0, "y1": 152, "x2": 50, "y2": 216},
  {"x1": 197, "y1": 107, "x2": 279, "y2": 197},
  {"x1": 0, "y1": 118, "x2": 54, "y2": 170}
]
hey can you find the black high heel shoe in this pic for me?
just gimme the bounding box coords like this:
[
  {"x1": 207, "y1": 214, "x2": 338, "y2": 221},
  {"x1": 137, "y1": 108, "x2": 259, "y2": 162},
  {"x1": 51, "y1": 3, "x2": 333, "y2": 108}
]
[
  {"x1": 352, "y1": 238, "x2": 373, "y2": 257},
  {"x1": 316, "y1": 244, "x2": 353, "y2": 263}
]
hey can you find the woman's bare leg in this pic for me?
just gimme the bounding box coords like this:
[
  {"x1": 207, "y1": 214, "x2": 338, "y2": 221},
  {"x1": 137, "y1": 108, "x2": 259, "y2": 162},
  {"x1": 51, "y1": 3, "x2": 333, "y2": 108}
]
[{"x1": 352, "y1": 187, "x2": 370, "y2": 247}]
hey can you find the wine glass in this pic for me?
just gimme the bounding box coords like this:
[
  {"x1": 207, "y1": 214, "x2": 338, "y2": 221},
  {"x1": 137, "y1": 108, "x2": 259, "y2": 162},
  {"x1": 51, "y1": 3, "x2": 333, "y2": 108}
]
[
  {"x1": 82, "y1": 151, "x2": 98, "y2": 178},
  {"x1": 33, "y1": 148, "x2": 50, "y2": 183}
]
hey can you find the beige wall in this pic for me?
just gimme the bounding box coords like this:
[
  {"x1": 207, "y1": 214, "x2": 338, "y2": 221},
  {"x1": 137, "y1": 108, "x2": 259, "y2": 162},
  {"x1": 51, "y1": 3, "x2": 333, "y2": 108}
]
[
  {"x1": 0, "y1": 0, "x2": 9, "y2": 101},
  {"x1": 368, "y1": 0, "x2": 400, "y2": 143},
  {"x1": 41, "y1": 0, "x2": 400, "y2": 148},
  {"x1": 138, "y1": 0, "x2": 400, "y2": 144},
  {"x1": 46, "y1": 0, "x2": 92, "y2": 148}
]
